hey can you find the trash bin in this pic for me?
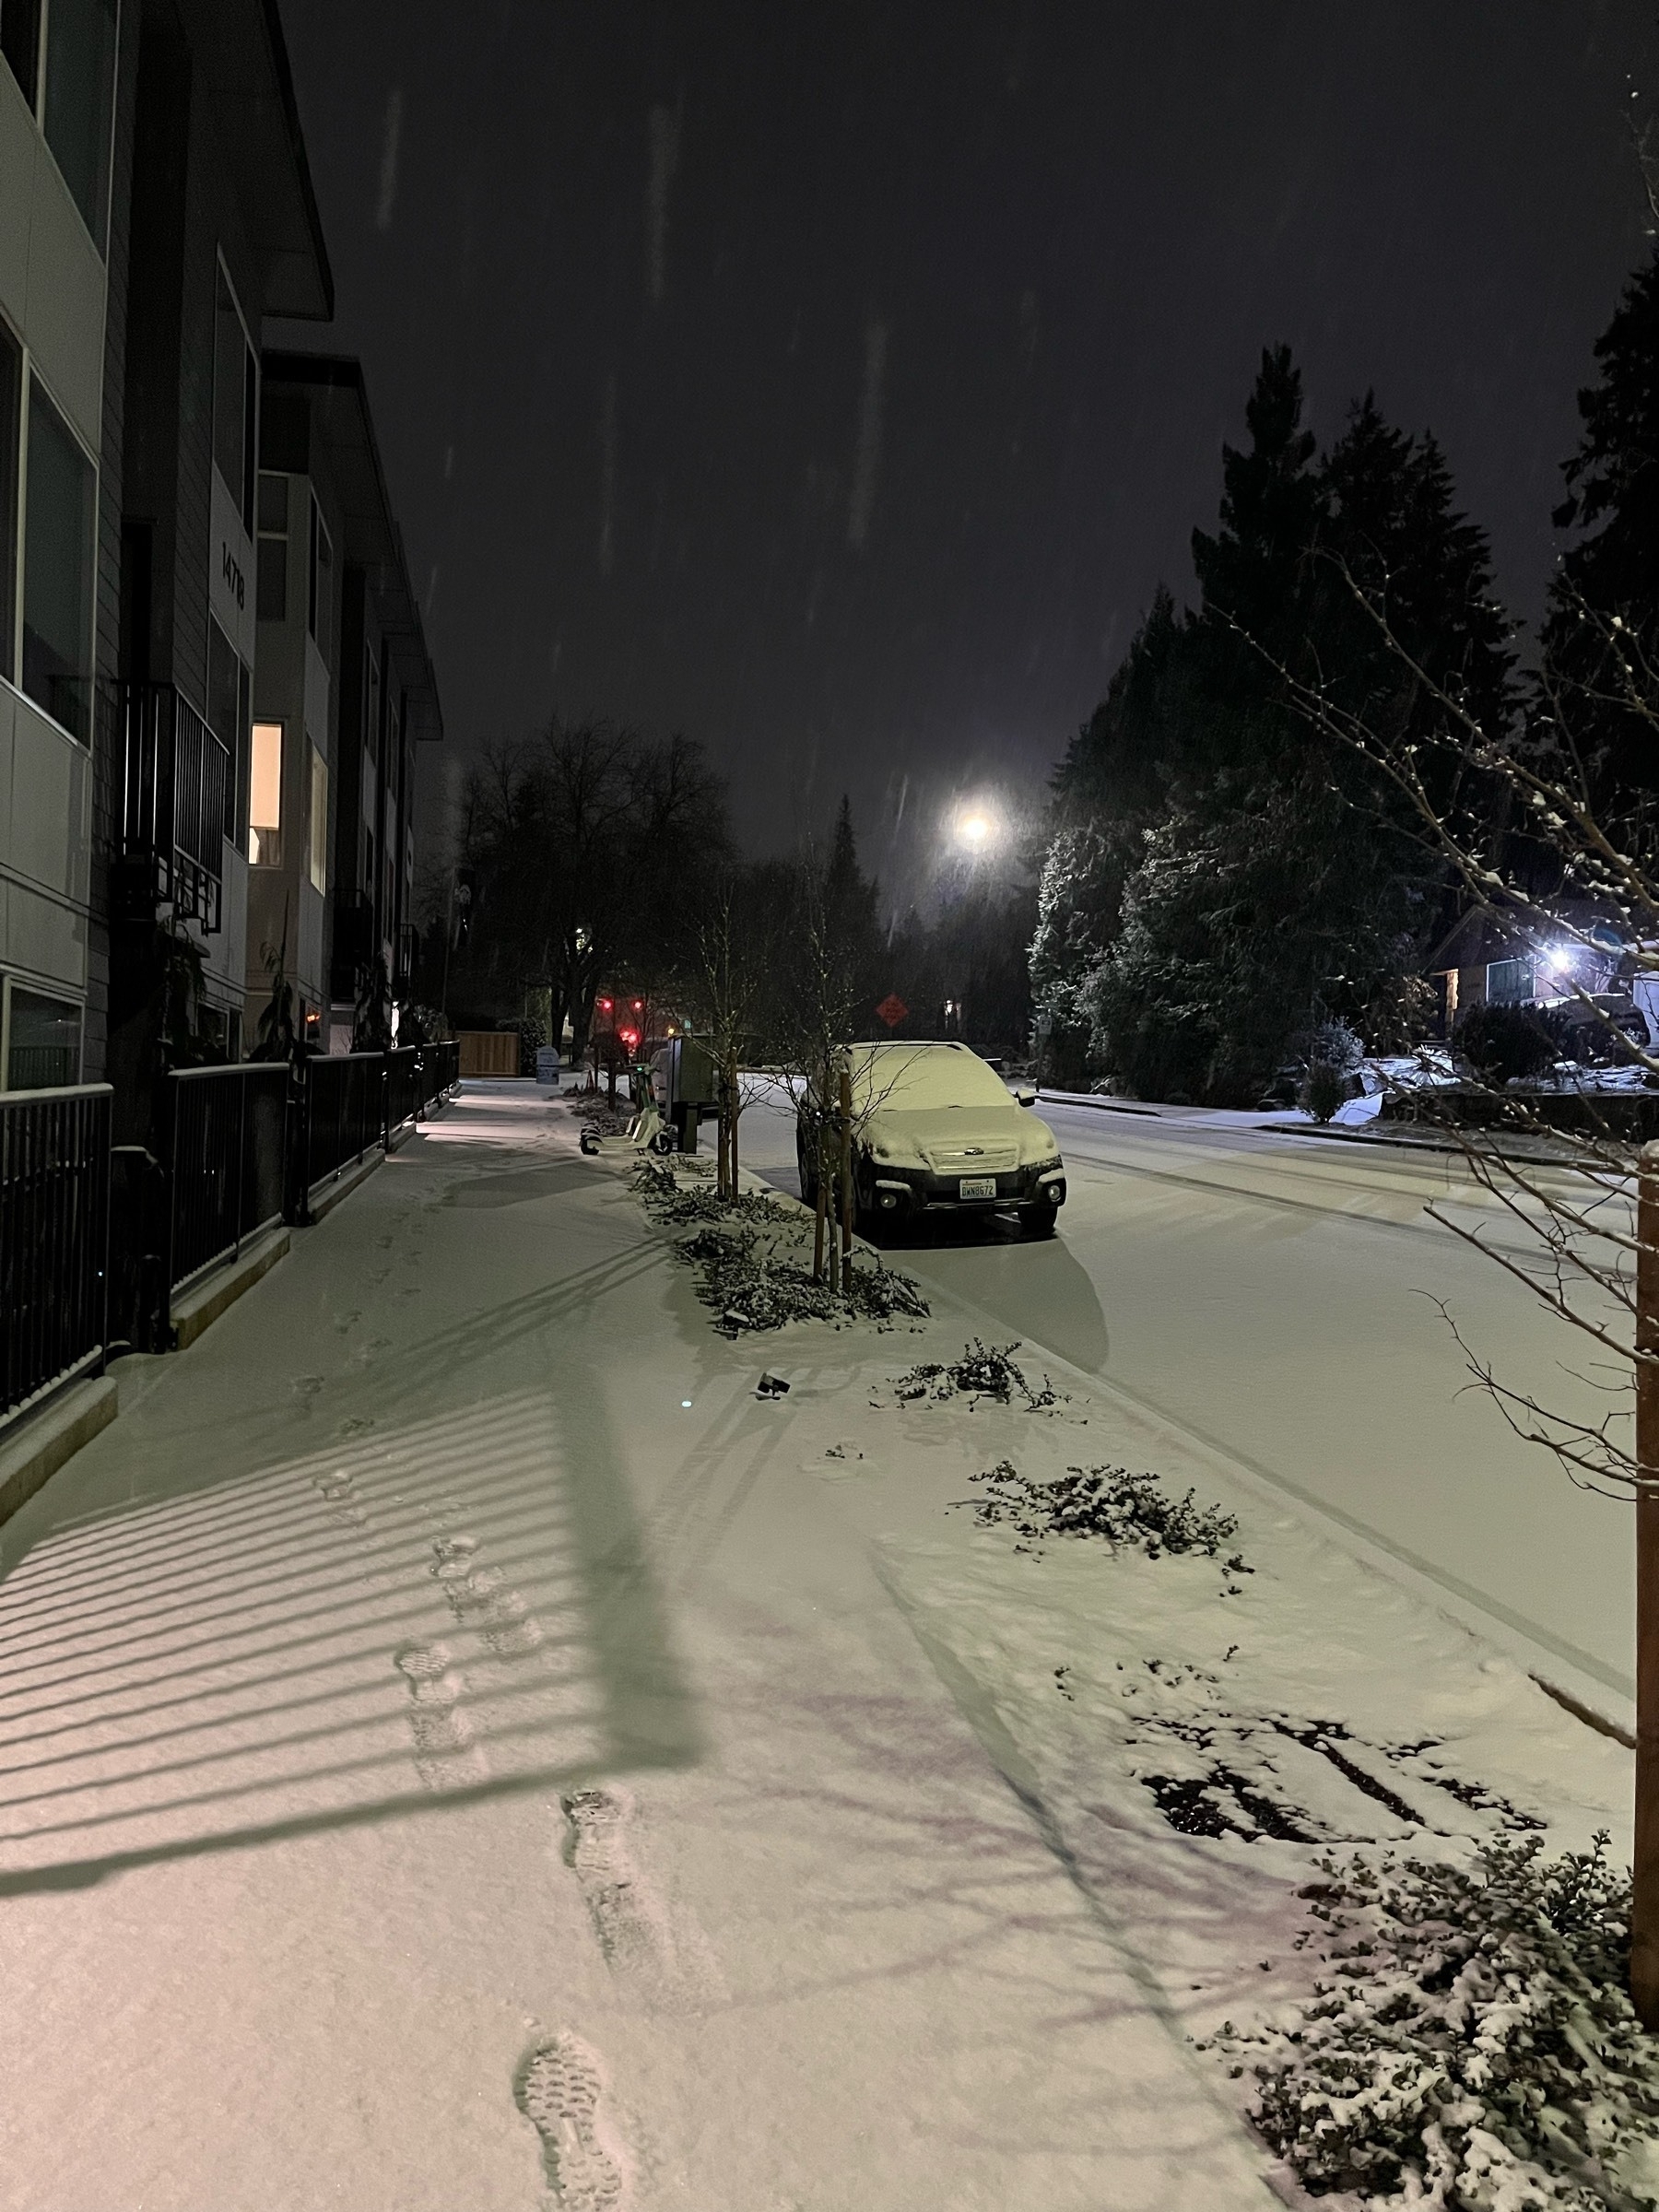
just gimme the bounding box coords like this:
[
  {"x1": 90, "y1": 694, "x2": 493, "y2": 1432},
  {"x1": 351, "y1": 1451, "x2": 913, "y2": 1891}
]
[
  {"x1": 535, "y1": 1045, "x2": 561, "y2": 1088},
  {"x1": 651, "y1": 1037, "x2": 720, "y2": 1153}
]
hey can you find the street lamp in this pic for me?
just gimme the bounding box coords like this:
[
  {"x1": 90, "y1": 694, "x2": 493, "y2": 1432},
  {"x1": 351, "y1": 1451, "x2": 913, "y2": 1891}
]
[{"x1": 956, "y1": 809, "x2": 994, "y2": 852}]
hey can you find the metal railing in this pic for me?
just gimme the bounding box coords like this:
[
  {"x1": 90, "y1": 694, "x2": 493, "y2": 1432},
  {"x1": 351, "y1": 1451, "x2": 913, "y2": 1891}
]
[
  {"x1": 165, "y1": 1063, "x2": 288, "y2": 1292},
  {"x1": 6, "y1": 1047, "x2": 465, "y2": 1372},
  {"x1": 298, "y1": 1052, "x2": 384, "y2": 1200},
  {"x1": 0, "y1": 1086, "x2": 111, "y2": 1421},
  {"x1": 116, "y1": 682, "x2": 231, "y2": 933}
]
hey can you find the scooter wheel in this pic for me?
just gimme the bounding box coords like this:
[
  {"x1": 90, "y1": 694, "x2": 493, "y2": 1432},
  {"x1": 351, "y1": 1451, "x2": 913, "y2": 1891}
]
[{"x1": 580, "y1": 1133, "x2": 599, "y2": 1155}]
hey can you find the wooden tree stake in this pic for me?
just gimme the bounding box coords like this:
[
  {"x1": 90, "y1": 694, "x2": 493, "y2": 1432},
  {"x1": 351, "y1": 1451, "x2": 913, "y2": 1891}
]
[{"x1": 1636, "y1": 1140, "x2": 1659, "y2": 2027}]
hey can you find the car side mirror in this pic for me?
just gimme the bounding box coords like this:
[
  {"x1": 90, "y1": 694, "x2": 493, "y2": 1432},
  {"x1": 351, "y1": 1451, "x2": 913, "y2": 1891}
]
[{"x1": 1012, "y1": 1082, "x2": 1037, "y2": 1108}]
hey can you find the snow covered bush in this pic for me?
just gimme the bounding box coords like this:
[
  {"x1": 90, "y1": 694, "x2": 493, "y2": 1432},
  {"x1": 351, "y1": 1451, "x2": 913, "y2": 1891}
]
[
  {"x1": 959, "y1": 1457, "x2": 1246, "y2": 1566},
  {"x1": 1302, "y1": 1060, "x2": 1347, "y2": 1123},
  {"x1": 891, "y1": 1340, "x2": 1061, "y2": 1410},
  {"x1": 677, "y1": 1225, "x2": 929, "y2": 1335},
  {"x1": 1215, "y1": 1831, "x2": 1659, "y2": 2209}
]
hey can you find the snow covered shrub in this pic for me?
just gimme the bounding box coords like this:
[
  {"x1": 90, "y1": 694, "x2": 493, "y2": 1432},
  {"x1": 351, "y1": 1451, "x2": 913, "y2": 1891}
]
[
  {"x1": 1302, "y1": 1018, "x2": 1365, "y2": 1075},
  {"x1": 891, "y1": 1340, "x2": 1061, "y2": 1410},
  {"x1": 1453, "y1": 1002, "x2": 1572, "y2": 1088},
  {"x1": 1215, "y1": 1831, "x2": 1659, "y2": 2209},
  {"x1": 632, "y1": 1160, "x2": 783, "y2": 1228},
  {"x1": 959, "y1": 1458, "x2": 1246, "y2": 1566},
  {"x1": 1302, "y1": 1060, "x2": 1347, "y2": 1123}
]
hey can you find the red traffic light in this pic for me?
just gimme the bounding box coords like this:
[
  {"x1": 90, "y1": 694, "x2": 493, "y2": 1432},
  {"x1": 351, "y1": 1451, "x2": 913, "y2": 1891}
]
[
  {"x1": 618, "y1": 1028, "x2": 639, "y2": 1047},
  {"x1": 598, "y1": 997, "x2": 613, "y2": 1012},
  {"x1": 631, "y1": 1000, "x2": 642, "y2": 1011}
]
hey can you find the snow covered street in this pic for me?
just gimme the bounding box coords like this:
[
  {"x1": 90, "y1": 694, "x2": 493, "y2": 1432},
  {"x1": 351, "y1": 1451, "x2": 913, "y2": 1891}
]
[
  {"x1": 0, "y1": 1083, "x2": 1291, "y2": 2211},
  {"x1": 738, "y1": 1084, "x2": 1643, "y2": 1727}
]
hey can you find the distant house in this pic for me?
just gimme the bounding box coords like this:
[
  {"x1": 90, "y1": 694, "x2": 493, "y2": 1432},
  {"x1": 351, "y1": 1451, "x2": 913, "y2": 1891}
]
[{"x1": 1428, "y1": 906, "x2": 1651, "y2": 1036}]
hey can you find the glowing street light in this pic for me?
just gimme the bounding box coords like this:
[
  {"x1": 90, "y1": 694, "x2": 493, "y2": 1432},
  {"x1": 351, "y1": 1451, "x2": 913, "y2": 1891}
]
[{"x1": 954, "y1": 806, "x2": 998, "y2": 853}]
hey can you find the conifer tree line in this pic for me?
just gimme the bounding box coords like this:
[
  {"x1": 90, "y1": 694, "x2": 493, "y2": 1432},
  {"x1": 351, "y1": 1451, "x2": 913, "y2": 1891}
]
[{"x1": 1030, "y1": 254, "x2": 1659, "y2": 1107}]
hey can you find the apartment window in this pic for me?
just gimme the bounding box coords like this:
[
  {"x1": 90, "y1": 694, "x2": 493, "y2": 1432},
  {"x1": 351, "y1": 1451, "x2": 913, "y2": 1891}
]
[
  {"x1": 250, "y1": 721, "x2": 283, "y2": 867},
  {"x1": 42, "y1": 0, "x2": 116, "y2": 251},
  {"x1": 21, "y1": 375, "x2": 94, "y2": 741},
  {"x1": 0, "y1": 320, "x2": 18, "y2": 686},
  {"x1": 364, "y1": 643, "x2": 381, "y2": 769},
  {"x1": 212, "y1": 265, "x2": 256, "y2": 535},
  {"x1": 256, "y1": 472, "x2": 288, "y2": 621},
  {"x1": 307, "y1": 494, "x2": 332, "y2": 666},
  {"x1": 1, "y1": 0, "x2": 41, "y2": 112},
  {"x1": 6, "y1": 984, "x2": 81, "y2": 1089},
  {"x1": 307, "y1": 742, "x2": 327, "y2": 895}
]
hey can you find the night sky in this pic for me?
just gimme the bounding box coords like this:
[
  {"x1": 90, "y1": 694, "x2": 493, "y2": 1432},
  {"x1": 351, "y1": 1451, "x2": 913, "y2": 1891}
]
[{"x1": 273, "y1": 1, "x2": 1657, "y2": 900}]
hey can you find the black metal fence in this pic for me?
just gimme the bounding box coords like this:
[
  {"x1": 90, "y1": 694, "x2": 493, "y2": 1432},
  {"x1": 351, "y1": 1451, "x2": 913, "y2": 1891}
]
[
  {"x1": 165, "y1": 1063, "x2": 288, "y2": 1289},
  {"x1": 0, "y1": 1086, "x2": 112, "y2": 1421},
  {"x1": 8, "y1": 1045, "x2": 465, "y2": 1374}
]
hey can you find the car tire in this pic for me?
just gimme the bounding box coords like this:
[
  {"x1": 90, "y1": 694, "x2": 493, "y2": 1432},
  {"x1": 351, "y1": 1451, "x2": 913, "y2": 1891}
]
[{"x1": 1017, "y1": 1204, "x2": 1057, "y2": 1240}]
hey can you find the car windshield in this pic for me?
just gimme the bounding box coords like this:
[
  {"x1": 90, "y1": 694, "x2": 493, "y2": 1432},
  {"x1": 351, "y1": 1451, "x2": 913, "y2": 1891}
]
[{"x1": 848, "y1": 1046, "x2": 1015, "y2": 1112}]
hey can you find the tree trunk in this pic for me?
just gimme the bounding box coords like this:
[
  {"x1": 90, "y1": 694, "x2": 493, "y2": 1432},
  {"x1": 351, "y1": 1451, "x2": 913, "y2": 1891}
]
[
  {"x1": 1635, "y1": 1140, "x2": 1659, "y2": 2027},
  {"x1": 839, "y1": 1066, "x2": 854, "y2": 1295}
]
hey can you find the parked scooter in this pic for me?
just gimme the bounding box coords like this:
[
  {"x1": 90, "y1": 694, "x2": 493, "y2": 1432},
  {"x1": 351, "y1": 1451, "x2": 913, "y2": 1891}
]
[{"x1": 579, "y1": 1069, "x2": 676, "y2": 1157}]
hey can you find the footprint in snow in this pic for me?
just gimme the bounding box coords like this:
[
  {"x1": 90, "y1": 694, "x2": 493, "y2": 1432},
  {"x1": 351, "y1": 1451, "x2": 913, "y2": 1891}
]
[
  {"x1": 394, "y1": 1641, "x2": 487, "y2": 1790},
  {"x1": 514, "y1": 2031, "x2": 627, "y2": 2208}
]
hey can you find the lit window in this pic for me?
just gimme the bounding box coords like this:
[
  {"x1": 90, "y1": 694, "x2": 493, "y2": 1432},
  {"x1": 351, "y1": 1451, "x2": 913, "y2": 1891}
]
[
  {"x1": 308, "y1": 743, "x2": 328, "y2": 895},
  {"x1": 42, "y1": 0, "x2": 116, "y2": 252},
  {"x1": 250, "y1": 720, "x2": 283, "y2": 866},
  {"x1": 22, "y1": 376, "x2": 95, "y2": 741}
]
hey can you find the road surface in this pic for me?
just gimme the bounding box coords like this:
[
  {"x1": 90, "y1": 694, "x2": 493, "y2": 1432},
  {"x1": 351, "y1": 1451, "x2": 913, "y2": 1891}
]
[{"x1": 735, "y1": 1082, "x2": 1639, "y2": 1713}]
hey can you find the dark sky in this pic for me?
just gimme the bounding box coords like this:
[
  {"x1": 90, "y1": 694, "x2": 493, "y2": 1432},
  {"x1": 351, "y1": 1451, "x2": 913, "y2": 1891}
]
[{"x1": 273, "y1": 1, "x2": 1657, "y2": 899}]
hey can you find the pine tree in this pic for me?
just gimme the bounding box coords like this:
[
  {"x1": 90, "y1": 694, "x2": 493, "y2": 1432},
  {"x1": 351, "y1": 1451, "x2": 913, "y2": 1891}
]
[{"x1": 1542, "y1": 253, "x2": 1659, "y2": 794}]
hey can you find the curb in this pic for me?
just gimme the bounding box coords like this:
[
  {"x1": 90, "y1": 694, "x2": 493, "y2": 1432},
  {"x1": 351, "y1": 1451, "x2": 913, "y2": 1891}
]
[
  {"x1": 171, "y1": 1224, "x2": 291, "y2": 1349},
  {"x1": 0, "y1": 1376, "x2": 118, "y2": 1531}
]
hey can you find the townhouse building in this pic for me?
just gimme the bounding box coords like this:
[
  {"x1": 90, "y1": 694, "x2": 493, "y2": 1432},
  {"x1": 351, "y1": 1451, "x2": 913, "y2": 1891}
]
[
  {"x1": 0, "y1": 0, "x2": 124, "y2": 1088},
  {"x1": 249, "y1": 351, "x2": 441, "y2": 1049},
  {"x1": 2, "y1": 1, "x2": 440, "y2": 1128}
]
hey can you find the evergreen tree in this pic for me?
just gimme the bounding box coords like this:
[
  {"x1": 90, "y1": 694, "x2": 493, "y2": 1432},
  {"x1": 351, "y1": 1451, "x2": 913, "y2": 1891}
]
[
  {"x1": 1542, "y1": 253, "x2": 1659, "y2": 795},
  {"x1": 1031, "y1": 348, "x2": 1512, "y2": 1104}
]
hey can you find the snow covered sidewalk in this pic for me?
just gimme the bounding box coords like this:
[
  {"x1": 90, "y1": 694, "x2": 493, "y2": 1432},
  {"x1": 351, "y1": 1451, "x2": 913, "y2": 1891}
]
[{"x1": 0, "y1": 1084, "x2": 1280, "y2": 2211}]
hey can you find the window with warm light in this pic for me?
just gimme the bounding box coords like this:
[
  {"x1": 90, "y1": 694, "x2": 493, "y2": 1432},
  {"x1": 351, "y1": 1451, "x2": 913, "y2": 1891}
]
[{"x1": 250, "y1": 720, "x2": 283, "y2": 865}]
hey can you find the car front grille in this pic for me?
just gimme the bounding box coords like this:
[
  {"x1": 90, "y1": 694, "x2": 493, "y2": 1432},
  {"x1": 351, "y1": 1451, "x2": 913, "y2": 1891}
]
[{"x1": 921, "y1": 1144, "x2": 1019, "y2": 1175}]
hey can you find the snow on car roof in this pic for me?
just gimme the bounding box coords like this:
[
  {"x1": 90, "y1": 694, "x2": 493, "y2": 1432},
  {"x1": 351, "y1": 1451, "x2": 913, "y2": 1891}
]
[{"x1": 847, "y1": 1041, "x2": 1016, "y2": 1110}]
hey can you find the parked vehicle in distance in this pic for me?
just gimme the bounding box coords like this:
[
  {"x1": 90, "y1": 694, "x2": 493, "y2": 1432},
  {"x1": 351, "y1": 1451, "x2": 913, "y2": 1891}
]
[{"x1": 796, "y1": 1041, "x2": 1066, "y2": 1239}]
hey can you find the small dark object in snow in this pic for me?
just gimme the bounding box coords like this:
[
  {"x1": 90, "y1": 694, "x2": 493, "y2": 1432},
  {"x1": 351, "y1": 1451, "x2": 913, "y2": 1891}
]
[{"x1": 756, "y1": 1373, "x2": 790, "y2": 1398}]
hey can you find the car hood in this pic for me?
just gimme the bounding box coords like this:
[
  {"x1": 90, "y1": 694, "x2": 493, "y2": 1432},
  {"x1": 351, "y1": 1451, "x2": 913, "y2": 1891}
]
[{"x1": 866, "y1": 1104, "x2": 1059, "y2": 1166}]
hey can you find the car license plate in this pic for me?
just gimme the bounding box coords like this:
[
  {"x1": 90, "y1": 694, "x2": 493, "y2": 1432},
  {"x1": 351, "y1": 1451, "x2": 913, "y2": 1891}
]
[{"x1": 959, "y1": 1177, "x2": 996, "y2": 1200}]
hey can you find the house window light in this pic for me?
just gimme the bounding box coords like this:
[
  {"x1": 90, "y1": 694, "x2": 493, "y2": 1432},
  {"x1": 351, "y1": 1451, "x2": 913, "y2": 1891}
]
[{"x1": 250, "y1": 720, "x2": 283, "y2": 866}]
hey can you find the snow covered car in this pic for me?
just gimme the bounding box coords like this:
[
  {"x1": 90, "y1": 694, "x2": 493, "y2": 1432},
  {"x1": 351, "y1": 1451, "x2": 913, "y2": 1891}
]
[{"x1": 796, "y1": 1041, "x2": 1067, "y2": 1238}]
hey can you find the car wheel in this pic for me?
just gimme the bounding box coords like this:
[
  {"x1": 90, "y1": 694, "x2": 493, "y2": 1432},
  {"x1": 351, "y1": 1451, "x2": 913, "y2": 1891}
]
[{"x1": 1018, "y1": 1204, "x2": 1057, "y2": 1240}]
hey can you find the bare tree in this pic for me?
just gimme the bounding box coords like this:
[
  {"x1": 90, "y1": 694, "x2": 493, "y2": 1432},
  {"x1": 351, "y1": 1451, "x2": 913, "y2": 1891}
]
[{"x1": 1247, "y1": 567, "x2": 1659, "y2": 2022}]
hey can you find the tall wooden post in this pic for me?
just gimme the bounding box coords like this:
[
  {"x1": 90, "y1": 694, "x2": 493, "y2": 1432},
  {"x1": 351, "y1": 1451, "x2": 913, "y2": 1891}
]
[
  {"x1": 839, "y1": 1066, "x2": 854, "y2": 1295},
  {"x1": 727, "y1": 1050, "x2": 740, "y2": 1188},
  {"x1": 1636, "y1": 1141, "x2": 1659, "y2": 2027}
]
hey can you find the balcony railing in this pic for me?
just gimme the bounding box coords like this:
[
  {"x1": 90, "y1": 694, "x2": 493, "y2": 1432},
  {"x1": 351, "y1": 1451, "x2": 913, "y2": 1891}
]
[{"x1": 116, "y1": 681, "x2": 231, "y2": 933}]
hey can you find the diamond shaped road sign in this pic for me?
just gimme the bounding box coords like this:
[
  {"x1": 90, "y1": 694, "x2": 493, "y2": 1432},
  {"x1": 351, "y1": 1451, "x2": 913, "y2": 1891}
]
[{"x1": 876, "y1": 994, "x2": 909, "y2": 1030}]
